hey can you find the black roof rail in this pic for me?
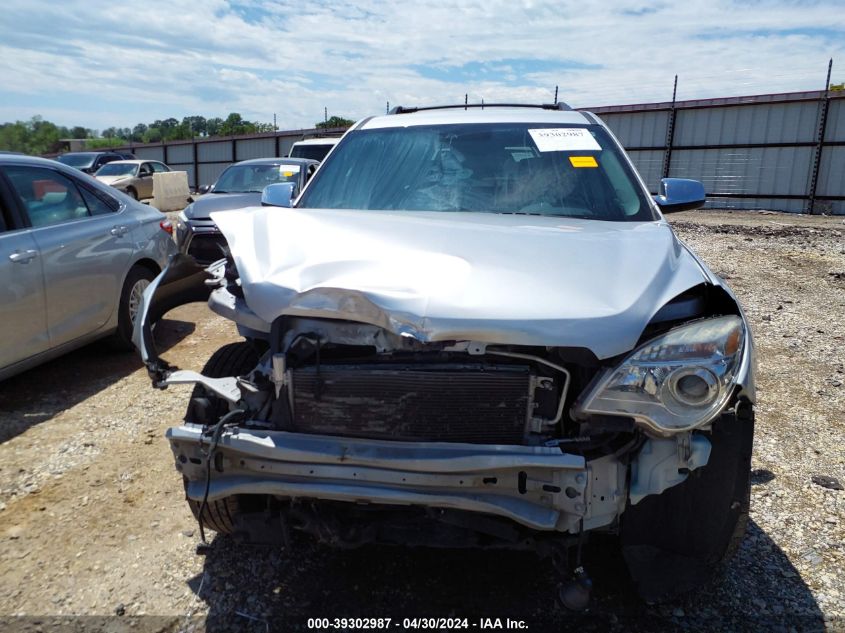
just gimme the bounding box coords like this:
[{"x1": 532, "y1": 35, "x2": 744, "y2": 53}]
[{"x1": 388, "y1": 102, "x2": 572, "y2": 115}]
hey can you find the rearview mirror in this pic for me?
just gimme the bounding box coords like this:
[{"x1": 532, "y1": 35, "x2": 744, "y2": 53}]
[
  {"x1": 261, "y1": 182, "x2": 295, "y2": 208},
  {"x1": 653, "y1": 178, "x2": 706, "y2": 213}
]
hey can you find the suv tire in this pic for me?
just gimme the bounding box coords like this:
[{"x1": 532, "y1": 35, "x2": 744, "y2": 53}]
[
  {"x1": 620, "y1": 405, "x2": 754, "y2": 602},
  {"x1": 184, "y1": 341, "x2": 262, "y2": 534}
]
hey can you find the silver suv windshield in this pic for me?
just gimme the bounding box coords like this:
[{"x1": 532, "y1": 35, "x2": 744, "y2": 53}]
[{"x1": 298, "y1": 123, "x2": 655, "y2": 221}]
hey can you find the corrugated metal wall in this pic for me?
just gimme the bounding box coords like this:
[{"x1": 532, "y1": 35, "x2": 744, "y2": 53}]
[
  {"x1": 589, "y1": 90, "x2": 845, "y2": 214},
  {"x1": 110, "y1": 127, "x2": 345, "y2": 191},
  {"x1": 107, "y1": 93, "x2": 845, "y2": 213}
]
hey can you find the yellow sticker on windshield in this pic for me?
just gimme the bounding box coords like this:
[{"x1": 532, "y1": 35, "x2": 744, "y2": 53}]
[
  {"x1": 569, "y1": 156, "x2": 598, "y2": 168},
  {"x1": 282, "y1": 171, "x2": 294, "y2": 177}
]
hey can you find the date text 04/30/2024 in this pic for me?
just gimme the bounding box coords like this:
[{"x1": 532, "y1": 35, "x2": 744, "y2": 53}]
[{"x1": 306, "y1": 618, "x2": 529, "y2": 630}]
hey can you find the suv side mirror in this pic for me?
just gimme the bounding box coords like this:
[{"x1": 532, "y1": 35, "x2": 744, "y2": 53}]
[
  {"x1": 653, "y1": 178, "x2": 706, "y2": 213},
  {"x1": 197, "y1": 184, "x2": 211, "y2": 195},
  {"x1": 261, "y1": 182, "x2": 295, "y2": 208}
]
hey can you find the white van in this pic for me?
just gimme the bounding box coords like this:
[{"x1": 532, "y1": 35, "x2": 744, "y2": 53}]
[{"x1": 288, "y1": 137, "x2": 339, "y2": 161}]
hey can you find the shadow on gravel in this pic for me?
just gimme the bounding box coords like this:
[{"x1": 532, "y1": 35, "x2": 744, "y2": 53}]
[
  {"x1": 0, "y1": 318, "x2": 194, "y2": 443},
  {"x1": 189, "y1": 518, "x2": 825, "y2": 633}
]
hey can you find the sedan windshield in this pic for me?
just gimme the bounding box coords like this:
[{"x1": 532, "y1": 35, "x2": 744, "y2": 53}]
[
  {"x1": 57, "y1": 153, "x2": 96, "y2": 169},
  {"x1": 213, "y1": 164, "x2": 300, "y2": 193},
  {"x1": 96, "y1": 163, "x2": 137, "y2": 177},
  {"x1": 298, "y1": 123, "x2": 654, "y2": 221}
]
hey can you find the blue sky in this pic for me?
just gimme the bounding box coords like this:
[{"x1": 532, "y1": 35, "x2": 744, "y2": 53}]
[{"x1": 1, "y1": 0, "x2": 844, "y2": 132}]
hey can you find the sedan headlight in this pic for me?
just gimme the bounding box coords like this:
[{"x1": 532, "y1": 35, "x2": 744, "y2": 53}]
[
  {"x1": 177, "y1": 210, "x2": 189, "y2": 229},
  {"x1": 574, "y1": 315, "x2": 745, "y2": 435}
]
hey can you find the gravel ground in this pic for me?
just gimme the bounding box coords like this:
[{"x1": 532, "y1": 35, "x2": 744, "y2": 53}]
[{"x1": 0, "y1": 210, "x2": 843, "y2": 633}]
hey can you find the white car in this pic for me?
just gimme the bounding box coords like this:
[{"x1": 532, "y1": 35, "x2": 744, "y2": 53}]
[{"x1": 137, "y1": 103, "x2": 755, "y2": 607}]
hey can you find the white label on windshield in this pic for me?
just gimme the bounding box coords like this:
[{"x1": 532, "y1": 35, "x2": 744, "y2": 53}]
[
  {"x1": 528, "y1": 128, "x2": 601, "y2": 152},
  {"x1": 279, "y1": 165, "x2": 301, "y2": 174}
]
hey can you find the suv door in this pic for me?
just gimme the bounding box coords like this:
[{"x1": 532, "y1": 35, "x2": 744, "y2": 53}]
[
  {"x1": 1, "y1": 165, "x2": 134, "y2": 348},
  {"x1": 0, "y1": 177, "x2": 48, "y2": 371}
]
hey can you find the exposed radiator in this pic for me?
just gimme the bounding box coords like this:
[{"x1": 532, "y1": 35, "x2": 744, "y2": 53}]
[{"x1": 290, "y1": 363, "x2": 531, "y2": 444}]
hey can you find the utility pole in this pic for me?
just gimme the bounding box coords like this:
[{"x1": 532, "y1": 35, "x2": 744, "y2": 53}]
[
  {"x1": 273, "y1": 113, "x2": 277, "y2": 131},
  {"x1": 554, "y1": 85, "x2": 559, "y2": 103},
  {"x1": 662, "y1": 74, "x2": 679, "y2": 180},
  {"x1": 324, "y1": 107, "x2": 328, "y2": 126},
  {"x1": 808, "y1": 58, "x2": 833, "y2": 214}
]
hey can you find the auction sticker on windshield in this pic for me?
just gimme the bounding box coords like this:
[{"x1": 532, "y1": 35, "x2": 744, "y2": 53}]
[{"x1": 529, "y1": 128, "x2": 601, "y2": 152}]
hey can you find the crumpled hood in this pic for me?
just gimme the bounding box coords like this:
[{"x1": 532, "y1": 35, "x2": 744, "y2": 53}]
[
  {"x1": 212, "y1": 207, "x2": 710, "y2": 359},
  {"x1": 185, "y1": 193, "x2": 261, "y2": 220}
]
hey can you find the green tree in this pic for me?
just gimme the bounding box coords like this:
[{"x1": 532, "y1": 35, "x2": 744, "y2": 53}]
[
  {"x1": 206, "y1": 117, "x2": 223, "y2": 137},
  {"x1": 131, "y1": 123, "x2": 148, "y2": 142},
  {"x1": 182, "y1": 115, "x2": 207, "y2": 137},
  {"x1": 143, "y1": 126, "x2": 163, "y2": 143},
  {"x1": 0, "y1": 121, "x2": 29, "y2": 153},
  {"x1": 220, "y1": 112, "x2": 247, "y2": 136},
  {"x1": 0, "y1": 116, "x2": 67, "y2": 154},
  {"x1": 316, "y1": 115, "x2": 354, "y2": 129}
]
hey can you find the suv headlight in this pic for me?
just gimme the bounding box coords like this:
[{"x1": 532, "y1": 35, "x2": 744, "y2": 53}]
[{"x1": 574, "y1": 315, "x2": 745, "y2": 435}]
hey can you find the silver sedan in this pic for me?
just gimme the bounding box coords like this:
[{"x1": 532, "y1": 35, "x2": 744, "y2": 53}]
[{"x1": 0, "y1": 155, "x2": 177, "y2": 380}]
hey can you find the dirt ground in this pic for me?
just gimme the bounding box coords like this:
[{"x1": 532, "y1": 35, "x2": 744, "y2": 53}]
[{"x1": 0, "y1": 210, "x2": 843, "y2": 632}]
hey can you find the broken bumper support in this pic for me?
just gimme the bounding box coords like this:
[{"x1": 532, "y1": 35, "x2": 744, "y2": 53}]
[{"x1": 168, "y1": 425, "x2": 597, "y2": 533}]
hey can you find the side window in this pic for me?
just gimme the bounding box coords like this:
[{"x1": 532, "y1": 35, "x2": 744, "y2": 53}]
[
  {"x1": 78, "y1": 186, "x2": 117, "y2": 216},
  {"x1": 139, "y1": 163, "x2": 152, "y2": 176},
  {"x1": 151, "y1": 162, "x2": 169, "y2": 173},
  {"x1": 2, "y1": 166, "x2": 90, "y2": 228}
]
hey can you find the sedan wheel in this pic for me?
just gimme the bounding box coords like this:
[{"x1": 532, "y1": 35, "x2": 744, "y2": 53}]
[
  {"x1": 110, "y1": 265, "x2": 156, "y2": 351},
  {"x1": 128, "y1": 277, "x2": 150, "y2": 325}
]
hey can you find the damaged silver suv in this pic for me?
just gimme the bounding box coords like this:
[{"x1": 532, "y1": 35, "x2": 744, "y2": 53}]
[{"x1": 135, "y1": 103, "x2": 755, "y2": 605}]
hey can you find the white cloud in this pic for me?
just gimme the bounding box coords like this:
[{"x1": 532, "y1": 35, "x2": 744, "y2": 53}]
[{"x1": 0, "y1": 0, "x2": 843, "y2": 130}]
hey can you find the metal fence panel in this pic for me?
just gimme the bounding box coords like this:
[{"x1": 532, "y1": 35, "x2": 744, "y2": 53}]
[
  {"x1": 669, "y1": 146, "x2": 814, "y2": 196},
  {"x1": 198, "y1": 163, "x2": 228, "y2": 188},
  {"x1": 673, "y1": 102, "x2": 821, "y2": 146},
  {"x1": 236, "y1": 138, "x2": 277, "y2": 161},
  {"x1": 705, "y1": 196, "x2": 807, "y2": 213},
  {"x1": 132, "y1": 146, "x2": 164, "y2": 161},
  {"x1": 166, "y1": 144, "x2": 193, "y2": 164},
  {"x1": 817, "y1": 145, "x2": 845, "y2": 197},
  {"x1": 601, "y1": 111, "x2": 669, "y2": 149},
  {"x1": 197, "y1": 141, "x2": 234, "y2": 164},
  {"x1": 626, "y1": 149, "x2": 664, "y2": 192},
  {"x1": 278, "y1": 136, "x2": 298, "y2": 157},
  {"x1": 824, "y1": 99, "x2": 845, "y2": 142}
]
